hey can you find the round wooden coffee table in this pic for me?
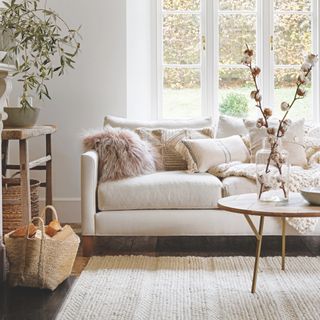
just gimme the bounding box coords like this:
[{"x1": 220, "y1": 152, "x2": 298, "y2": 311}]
[{"x1": 218, "y1": 192, "x2": 320, "y2": 293}]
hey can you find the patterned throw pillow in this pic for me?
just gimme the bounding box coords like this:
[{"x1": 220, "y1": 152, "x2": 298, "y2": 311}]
[{"x1": 135, "y1": 127, "x2": 214, "y2": 171}]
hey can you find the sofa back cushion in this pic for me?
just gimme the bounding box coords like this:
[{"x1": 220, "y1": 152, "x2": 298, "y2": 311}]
[
  {"x1": 104, "y1": 115, "x2": 213, "y2": 130},
  {"x1": 216, "y1": 115, "x2": 248, "y2": 138},
  {"x1": 244, "y1": 118, "x2": 307, "y2": 167},
  {"x1": 135, "y1": 127, "x2": 214, "y2": 171}
]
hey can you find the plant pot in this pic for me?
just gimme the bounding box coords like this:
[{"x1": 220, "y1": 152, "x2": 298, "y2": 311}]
[{"x1": 4, "y1": 107, "x2": 40, "y2": 128}]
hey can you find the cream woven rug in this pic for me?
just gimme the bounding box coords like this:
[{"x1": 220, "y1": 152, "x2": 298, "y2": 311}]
[{"x1": 56, "y1": 256, "x2": 320, "y2": 320}]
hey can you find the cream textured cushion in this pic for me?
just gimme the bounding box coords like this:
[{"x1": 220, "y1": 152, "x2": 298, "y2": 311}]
[
  {"x1": 308, "y1": 125, "x2": 320, "y2": 138},
  {"x1": 181, "y1": 136, "x2": 250, "y2": 173},
  {"x1": 304, "y1": 125, "x2": 320, "y2": 163},
  {"x1": 222, "y1": 176, "x2": 256, "y2": 197},
  {"x1": 305, "y1": 136, "x2": 320, "y2": 163},
  {"x1": 216, "y1": 115, "x2": 248, "y2": 138},
  {"x1": 135, "y1": 127, "x2": 214, "y2": 171},
  {"x1": 98, "y1": 171, "x2": 223, "y2": 210},
  {"x1": 104, "y1": 115, "x2": 213, "y2": 130},
  {"x1": 244, "y1": 118, "x2": 307, "y2": 167}
]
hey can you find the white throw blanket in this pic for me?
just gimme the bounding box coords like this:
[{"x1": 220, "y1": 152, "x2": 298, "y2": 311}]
[{"x1": 208, "y1": 162, "x2": 320, "y2": 234}]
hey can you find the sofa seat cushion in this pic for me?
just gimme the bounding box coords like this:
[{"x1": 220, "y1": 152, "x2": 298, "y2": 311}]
[
  {"x1": 222, "y1": 176, "x2": 256, "y2": 197},
  {"x1": 98, "y1": 171, "x2": 223, "y2": 211}
]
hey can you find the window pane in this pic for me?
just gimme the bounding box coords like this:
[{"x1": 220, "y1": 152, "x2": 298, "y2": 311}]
[
  {"x1": 219, "y1": 68, "x2": 258, "y2": 118},
  {"x1": 219, "y1": 14, "x2": 256, "y2": 65},
  {"x1": 274, "y1": 68, "x2": 312, "y2": 120},
  {"x1": 163, "y1": 68, "x2": 201, "y2": 118},
  {"x1": 163, "y1": 0, "x2": 200, "y2": 11},
  {"x1": 274, "y1": 14, "x2": 311, "y2": 65},
  {"x1": 219, "y1": 0, "x2": 256, "y2": 11},
  {"x1": 274, "y1": 0, "x2": 311, "y2": 12},
  {"x1": 163, "y1": 14, "x2": 200, "y2": 65}
]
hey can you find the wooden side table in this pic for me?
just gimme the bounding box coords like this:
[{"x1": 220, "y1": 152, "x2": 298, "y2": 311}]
[
  {"x1": 218, "y1": 193, "x2": 320, "y2": 293},
  {"x1": 1, "y1": 125, "x2": 56, "y2": 225}
]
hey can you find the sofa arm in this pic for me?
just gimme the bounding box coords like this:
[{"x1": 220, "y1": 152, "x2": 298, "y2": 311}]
[{"x1": 81, "y1": 150, "x2": 99, "y2": 235}]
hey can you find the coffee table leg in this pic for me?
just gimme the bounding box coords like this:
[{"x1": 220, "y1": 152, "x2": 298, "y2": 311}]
[
  {"x1": 281, "y1": 217, "x2": 286, "y2": 271},
  {"x1": 251, "y1": 216, "x2": 265, "y2": 293}
]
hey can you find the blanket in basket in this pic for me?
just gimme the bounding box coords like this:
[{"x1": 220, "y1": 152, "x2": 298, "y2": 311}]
[{"x1": 208, "y1": 162, "x2": 320, "y2": 234}]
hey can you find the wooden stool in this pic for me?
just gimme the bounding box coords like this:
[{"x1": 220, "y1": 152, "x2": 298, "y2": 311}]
[{"x1": 2, "y1": 125, "x2": 56, "y2": 224}]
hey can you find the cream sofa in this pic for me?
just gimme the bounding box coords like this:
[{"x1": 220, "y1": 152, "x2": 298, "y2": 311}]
[{"x1": 81, "y1": 116, "x2": 320, "y2": 256}]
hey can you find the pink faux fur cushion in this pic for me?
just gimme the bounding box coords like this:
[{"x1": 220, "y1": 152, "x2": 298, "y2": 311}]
[{"x1": 83, "y1": 127, "x2": 159, "y2": 181}]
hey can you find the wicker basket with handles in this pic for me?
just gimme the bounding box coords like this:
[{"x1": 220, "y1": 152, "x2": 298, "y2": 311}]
[
  {"x1": 4, "y1": 205, "x2": 80, "y2": 290},
  {"x1": 2, "y1": 177, "x2": 40, "y2": 235}
]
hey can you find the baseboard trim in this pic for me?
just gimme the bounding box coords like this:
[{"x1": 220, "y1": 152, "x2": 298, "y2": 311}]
[{"x1": 39, "y1": 198, "x2": 81, "y2": 223}]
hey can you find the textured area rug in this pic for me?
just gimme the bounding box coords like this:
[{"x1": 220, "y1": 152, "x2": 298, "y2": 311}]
[{"x1": 56, "y1": 256, "x2": 320, "y2": 320}]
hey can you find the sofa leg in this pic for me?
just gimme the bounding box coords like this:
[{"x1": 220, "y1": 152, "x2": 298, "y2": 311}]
[{"x1": 82, "y1": 236, "x2": 95, "y2": 257}]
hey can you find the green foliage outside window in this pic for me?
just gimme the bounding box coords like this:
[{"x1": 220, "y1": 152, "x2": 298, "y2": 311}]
[
  {"x1": 219, "y1": 93, "x2": 249, "y2": 118},
  {"x1": 163, "y1": 0, "x2": 312, "y2": 90}
]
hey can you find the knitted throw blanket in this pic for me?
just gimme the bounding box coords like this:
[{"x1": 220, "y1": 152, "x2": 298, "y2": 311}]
[{"x1": 208, "y1": 162, "x2": 320, "y2": 234}]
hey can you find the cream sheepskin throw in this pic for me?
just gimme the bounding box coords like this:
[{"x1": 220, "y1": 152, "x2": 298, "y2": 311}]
[
  {"x1": 208, "y1": 162, "x2": 320, "y2": 234},
  {"x1": 83, "y1": 127, "x2": 160, "y2": 181}
]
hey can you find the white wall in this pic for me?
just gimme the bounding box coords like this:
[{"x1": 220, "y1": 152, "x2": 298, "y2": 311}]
[
  {"x1": 9, "y1": 0, "x2": 134, "y2": 222},
  {"x1": 126, "y1": 0, "x2": 153, "y2": 120}
]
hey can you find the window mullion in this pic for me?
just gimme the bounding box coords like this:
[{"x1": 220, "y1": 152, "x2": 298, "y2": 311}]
[
  {"x1": 212, "y1": 0, "x2": 219, "y2": 121},
  {"x1": 312, "y1": 0, "x2": 319, "y2": 121},
  {"x1": 261, "y1": 0, "x2": 274, "y2": 110},
  {"x1": 201, "y1": 0, "x2": 208, "y2": 117},
  {"x1": 156, "y1": 0, "x2": 163, "y2": 119}
]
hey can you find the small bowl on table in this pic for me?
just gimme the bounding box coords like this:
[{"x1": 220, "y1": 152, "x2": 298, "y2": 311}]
[{"x1": 300, "y1": 188, "x2": 320, "y2": 206}]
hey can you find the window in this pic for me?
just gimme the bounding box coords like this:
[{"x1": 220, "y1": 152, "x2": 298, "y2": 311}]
[
  {"x1": 158, "y1": 0, "x2": 204, "y2": 118},
  {"x1": 157, "y1": 0, "x2": 319, "y2": 121},
  {"x1": 273, "y1": 0, "x2": 313, "y2": 120},
  {"x1": 217, "y1": 0, "x2": 258, "y2": 118}
]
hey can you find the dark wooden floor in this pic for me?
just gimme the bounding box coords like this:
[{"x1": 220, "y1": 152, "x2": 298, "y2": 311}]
[
  {"x1": 1, "y1": 235, "x2": 320, "y2": 320},
  {"x1": 91, "y1": 235, "x2": 320, "y2": 257}
]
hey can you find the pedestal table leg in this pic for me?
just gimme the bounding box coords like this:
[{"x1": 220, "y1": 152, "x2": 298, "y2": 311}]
[
  {"x1": 251, "y1": 216, "x2": 265, "y2": 293},
  {"x1": 281, "y1": 217, "x2": 286, "y2": 271}
]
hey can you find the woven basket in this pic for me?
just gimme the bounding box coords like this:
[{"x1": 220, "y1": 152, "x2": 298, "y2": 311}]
[
  {"x1": 4, "y1": 206, "x2": 80, "y2": 291},
  {"x1": 2, "y1": 178, "x2": 40, "y2": 235}
]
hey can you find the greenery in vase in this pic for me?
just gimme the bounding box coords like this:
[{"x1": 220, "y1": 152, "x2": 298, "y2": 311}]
[
  {"x1": 0, "y1": 0, "x2": 81, "y2": 108},
  {"x1": 242, "y1": 45, "x2": 318, "y2": 198}
]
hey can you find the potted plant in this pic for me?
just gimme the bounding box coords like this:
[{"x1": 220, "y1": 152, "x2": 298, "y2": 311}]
[{"x1": 0, "y1": 0, "x2": 81, "y2": 128}]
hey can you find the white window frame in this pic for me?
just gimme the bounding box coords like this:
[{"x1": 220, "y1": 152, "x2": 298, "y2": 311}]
[
  {"x1": 213, "y1": 1, "x2": 262, "y2": 121},
  {"x1": 156, "y1": 0, "x2": 207, "y2": 119},
  {"x1": 268, "y1": 0, "x2": 319, "y2": 119},
  {"x1": 312, "y1": 0, "x2": 320, "y2": 121},
  {"x1": 155, "y1": 0, "x2": 320, "y2": 122}
]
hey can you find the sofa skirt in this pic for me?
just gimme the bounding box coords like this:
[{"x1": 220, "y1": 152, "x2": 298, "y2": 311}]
[{"x1": 91, "y1": 209, "x2": 320, "y2": 236}]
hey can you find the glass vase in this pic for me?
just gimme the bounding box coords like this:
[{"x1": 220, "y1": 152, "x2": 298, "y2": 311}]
[{"x1": 256, "y1": 137, "x2": 290, "y2": 203}]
